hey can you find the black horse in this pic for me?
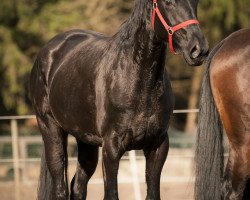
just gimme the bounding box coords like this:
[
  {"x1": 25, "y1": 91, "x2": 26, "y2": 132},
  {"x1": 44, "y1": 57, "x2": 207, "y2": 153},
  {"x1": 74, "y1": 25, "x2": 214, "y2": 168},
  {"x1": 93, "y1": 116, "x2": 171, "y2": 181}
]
[{"x1": 30, "y1": 0, "x2": 208, "y2": 199}]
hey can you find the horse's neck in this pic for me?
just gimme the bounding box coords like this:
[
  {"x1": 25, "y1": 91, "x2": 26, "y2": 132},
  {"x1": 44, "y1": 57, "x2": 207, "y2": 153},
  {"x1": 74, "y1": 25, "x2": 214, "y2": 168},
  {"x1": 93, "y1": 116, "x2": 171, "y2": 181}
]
[
  {"x1": 113, "y1": 0, "x2": 166, "y2": 84},
  {"x1": 114, "y1": 0, "x2": 162, "y2": 51}
]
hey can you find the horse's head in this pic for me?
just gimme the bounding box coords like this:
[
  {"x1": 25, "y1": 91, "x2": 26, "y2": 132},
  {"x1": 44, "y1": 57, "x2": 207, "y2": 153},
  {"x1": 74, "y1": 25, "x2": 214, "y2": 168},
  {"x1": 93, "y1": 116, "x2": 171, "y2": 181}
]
[{"x1": 152, "y1": 0, "x2": 209, "y2": 66}]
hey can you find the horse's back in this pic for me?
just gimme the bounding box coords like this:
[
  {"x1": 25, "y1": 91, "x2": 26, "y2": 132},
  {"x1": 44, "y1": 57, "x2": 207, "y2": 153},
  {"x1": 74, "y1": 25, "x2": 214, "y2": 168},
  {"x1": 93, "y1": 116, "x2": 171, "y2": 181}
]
[
  {"x1": 210, "y1": 28, "x2": 250, "y2": 144},
  {"x1": 34, "y1": 29, "x2": 107, "y2": 86}
]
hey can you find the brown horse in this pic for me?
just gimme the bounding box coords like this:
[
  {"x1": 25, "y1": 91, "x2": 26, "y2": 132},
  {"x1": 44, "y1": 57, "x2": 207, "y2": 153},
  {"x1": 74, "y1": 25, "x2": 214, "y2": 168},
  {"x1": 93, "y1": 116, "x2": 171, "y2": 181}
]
[{"x1": 195, "y1": 28, "x2": 250, "y2": 200}]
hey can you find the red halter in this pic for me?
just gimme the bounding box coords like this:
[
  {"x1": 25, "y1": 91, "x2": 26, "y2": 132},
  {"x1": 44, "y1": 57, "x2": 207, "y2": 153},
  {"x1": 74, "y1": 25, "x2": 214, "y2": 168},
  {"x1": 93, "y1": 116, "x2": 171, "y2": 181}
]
[{"x1": 152, "y1": 0, "x2": 199, "y2": 54}]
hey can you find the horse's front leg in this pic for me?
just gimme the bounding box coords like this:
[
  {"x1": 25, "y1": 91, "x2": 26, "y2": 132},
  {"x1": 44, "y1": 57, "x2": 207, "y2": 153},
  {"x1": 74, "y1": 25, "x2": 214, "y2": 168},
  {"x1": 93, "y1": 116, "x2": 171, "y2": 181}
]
[
  {"x1": 102, "y1": 131, "x2": 124, "y2": 200},
  {"x1": 143, "y1": 135, "x2": 169, "y2": 200}
]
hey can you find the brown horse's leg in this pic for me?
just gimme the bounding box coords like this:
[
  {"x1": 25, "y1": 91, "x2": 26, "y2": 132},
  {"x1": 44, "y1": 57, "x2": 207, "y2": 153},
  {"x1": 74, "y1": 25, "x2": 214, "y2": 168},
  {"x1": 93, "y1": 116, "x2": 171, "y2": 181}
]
[
  {"x1": 222, "y1": 146, "x2": 249, "y2": 200},
  {"x1": 143, "y1": 136, "x2": 169, "y2": 200},
  {"x1": 102, "y1": 132, "x2": 124, "y2": 200},
  {"x1": 70, "y1": 140, "x2": 99, "y2": 200},
  {"x1": 243, "y1": 179, "x2": 250, "y2": 200},
  {"x1": 37, "y1": 115, "x2": 69, "y2": 200},
  {"x1": 243, "y1": 145, "x2": 250, "y2": 199}
]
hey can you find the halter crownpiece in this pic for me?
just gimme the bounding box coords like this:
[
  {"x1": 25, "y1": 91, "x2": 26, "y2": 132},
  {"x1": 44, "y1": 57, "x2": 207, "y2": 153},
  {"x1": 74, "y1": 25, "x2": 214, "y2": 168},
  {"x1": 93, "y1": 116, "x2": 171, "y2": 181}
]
[{"x1": 152, "y1": 0, "x2": 199, "y2": 54}]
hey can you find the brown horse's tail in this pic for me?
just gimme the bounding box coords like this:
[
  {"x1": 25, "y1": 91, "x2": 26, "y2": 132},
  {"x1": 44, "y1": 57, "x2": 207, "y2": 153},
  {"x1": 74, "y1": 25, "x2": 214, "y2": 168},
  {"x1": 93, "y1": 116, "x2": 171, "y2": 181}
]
[
  {"x1": 194, "y1": 40, "x2": 225, "y2": 200},
  {"x1": 37, "y1": 150, "x2": 53, "y2": 200}
]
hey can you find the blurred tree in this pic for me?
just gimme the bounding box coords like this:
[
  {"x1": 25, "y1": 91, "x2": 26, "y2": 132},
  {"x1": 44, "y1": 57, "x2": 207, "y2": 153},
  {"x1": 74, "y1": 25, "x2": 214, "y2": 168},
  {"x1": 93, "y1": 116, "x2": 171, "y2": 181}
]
[
  {"x1": 199, "y1": 0, "x2": 249, "y2": 46},
  {"x1": 0, "y1": 0, "x2": 28, "y2": 115},
  {"x1": 0, "y1": 0, "x2": 19, "y2": 27}
]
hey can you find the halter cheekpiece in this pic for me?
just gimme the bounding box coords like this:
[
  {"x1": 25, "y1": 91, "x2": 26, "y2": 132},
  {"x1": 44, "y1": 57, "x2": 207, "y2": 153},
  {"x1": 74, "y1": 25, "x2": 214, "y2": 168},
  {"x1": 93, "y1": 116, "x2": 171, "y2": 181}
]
[{"x1": 152, "y1": 0, "x2": 199, "y2": 54}]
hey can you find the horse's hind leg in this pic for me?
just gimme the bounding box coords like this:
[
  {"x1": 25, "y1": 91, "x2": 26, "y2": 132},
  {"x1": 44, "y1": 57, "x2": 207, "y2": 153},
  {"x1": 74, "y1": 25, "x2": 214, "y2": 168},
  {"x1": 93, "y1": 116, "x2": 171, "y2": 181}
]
[
  {"x1": 37, "y1": 115, "x2": 69, "y2": 200},
  {"x1": 243, "y1": 179, "x2": 250, "y2": 200},
  {"x1": 222, "y1": 146, "x2": 249, "y2": 200},
  {"x1": 143, "y1": 137, "x2": 169, "y2": 200},
  {"x1": 242, "y1": 146, "x2": 250, "y2": 200},
  {"x1": 70, "y1": 140, "x2": 99, "y2": 200}
]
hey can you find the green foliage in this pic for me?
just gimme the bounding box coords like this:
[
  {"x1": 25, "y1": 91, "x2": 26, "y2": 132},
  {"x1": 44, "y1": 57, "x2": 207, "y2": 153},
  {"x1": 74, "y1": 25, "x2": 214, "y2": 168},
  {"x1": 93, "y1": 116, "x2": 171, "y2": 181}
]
[
  {"x1": 0, "y1": 0, "x2": 18, "y2": 27},
  {"x1": 198, "y1": 0, "x2": 250, "y2": 46},
  {"x1": 0, "y1": 0, "x2": 249, "y2": 115},
  {"x1": 0, "y1": 26, "x2": 31, "y2": 114}
]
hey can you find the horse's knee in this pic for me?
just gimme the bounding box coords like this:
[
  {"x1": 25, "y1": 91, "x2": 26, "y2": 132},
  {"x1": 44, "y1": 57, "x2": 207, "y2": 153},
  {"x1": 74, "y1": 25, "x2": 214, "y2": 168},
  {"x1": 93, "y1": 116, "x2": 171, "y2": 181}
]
[{"x1": 54, "y1": 184, "x2": 68, "y2": 200}]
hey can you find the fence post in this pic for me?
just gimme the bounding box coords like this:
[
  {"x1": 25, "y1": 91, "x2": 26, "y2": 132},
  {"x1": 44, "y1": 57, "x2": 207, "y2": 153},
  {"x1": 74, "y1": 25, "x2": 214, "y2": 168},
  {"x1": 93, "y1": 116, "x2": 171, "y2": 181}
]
[
  {"x1": 11, "y1": 119, "x2": 21, "y2": 200},
  {"x1": 19, "y1": 138, "x2": 27, "y2": 182},
  {"x1": 129, "y1": 150, "x2": 142, "y2": 200}
]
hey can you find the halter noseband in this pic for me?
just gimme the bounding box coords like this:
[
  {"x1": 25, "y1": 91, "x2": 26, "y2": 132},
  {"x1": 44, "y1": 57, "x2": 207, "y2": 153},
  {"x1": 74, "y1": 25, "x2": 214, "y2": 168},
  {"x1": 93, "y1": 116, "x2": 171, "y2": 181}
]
[{"x1": 152, "y1": 0, "x2": 199, "y2": 54}]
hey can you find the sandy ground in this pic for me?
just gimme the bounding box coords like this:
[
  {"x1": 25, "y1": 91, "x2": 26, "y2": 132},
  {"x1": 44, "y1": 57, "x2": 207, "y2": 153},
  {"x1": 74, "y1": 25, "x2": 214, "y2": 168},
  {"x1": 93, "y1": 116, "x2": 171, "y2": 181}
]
[
  {"x1": 0, "y1": 182, "x2": 194, "y2": 200},
  {"x1": 0, "y1": 148, "x2": 195, "y2": 200}
]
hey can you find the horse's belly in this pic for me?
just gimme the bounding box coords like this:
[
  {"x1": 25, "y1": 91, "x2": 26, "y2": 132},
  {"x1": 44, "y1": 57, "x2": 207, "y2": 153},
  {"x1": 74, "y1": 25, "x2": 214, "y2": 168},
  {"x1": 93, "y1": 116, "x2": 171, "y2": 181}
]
[
  {"x1": 49, "y1": 89, "x2": 103, "y2": 145},
  {"x1": 50, "y1": 94, "x2": 97, "y2": 133},
  {"x1": 48, "y1": 65, "x2": 100, "y2": 143}
]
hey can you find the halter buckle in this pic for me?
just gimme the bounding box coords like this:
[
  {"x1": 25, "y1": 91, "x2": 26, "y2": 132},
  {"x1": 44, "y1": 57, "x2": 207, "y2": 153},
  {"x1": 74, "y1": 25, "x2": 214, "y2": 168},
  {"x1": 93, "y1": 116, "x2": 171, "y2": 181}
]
[
  {"x1": 153, "y1": 2, "x2": 158, "y2": 9},
  {"x1": 167, "y1": 27, "x2": 174, "y2": 35}
]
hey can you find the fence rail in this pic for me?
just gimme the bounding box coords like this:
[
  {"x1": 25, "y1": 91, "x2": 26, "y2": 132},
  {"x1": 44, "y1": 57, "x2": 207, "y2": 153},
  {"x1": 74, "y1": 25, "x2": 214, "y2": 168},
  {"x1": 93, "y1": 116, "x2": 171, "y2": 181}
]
[
  {"x1": 0, "y1": 109, "x2": 199, "y2": 121},
  {"x1": 0, "y1": 110, "x2": 199, "y2": 200}
]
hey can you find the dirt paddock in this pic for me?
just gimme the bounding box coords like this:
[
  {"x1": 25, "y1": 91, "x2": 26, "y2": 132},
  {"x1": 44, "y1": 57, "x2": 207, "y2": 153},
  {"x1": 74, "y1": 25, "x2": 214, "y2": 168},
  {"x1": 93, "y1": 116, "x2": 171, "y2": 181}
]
[
  {"x1": 0, "y1": 148, "x2": 195, "y2": 200},
  {"x1": 0, "y1": 182, "x2": 194, "y2": 200}
]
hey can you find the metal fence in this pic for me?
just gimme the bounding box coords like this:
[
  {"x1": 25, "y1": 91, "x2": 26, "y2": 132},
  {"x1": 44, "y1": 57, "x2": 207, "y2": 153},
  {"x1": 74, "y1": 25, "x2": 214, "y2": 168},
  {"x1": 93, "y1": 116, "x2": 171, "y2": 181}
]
[{"x1": 0, "y1": 110, "x2": 199, "y2": 200}]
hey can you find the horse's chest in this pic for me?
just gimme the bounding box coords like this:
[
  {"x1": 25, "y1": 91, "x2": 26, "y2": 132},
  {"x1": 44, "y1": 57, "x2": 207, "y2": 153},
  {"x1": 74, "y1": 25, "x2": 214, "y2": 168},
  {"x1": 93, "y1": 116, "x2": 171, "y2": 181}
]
[
  {"x1": 103, "y1": 72, "x2": 174, "y2": 148},
  {"x1": 110, "y1": 87, "x2": 174, "y2": 149},
  {"x1": 116, "y1": 108, "x2": 169, "y2": 150}
]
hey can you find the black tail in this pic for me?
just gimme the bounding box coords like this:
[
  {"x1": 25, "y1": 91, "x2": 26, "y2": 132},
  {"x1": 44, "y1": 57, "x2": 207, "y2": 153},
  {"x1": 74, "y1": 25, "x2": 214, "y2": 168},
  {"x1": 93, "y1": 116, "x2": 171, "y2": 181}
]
[
  {"x1": 194, "y1": 40, "x2": 225, "y2": 200},
  {"x1": 37, "y1": 148, "x2": 69, "y2": 200},
  {"x1": 37, "y1": 151, "x2": 53, "y2": 200}
]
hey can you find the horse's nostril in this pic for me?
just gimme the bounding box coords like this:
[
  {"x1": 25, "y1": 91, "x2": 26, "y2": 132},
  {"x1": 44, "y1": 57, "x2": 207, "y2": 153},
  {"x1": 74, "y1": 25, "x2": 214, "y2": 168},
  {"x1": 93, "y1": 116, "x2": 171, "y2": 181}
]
[{"x1": 190, "y1": 44, "x2": 201, "y2": 59}]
